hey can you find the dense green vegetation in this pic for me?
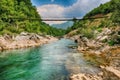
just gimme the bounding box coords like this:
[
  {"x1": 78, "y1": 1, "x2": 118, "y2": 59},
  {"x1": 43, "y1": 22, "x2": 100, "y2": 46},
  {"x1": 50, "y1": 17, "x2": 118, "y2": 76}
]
[
  {"x1": 84, "y1": 0, "x2": 120, "y2": 24},
  {"x1": 0, "y1": 0, "x2": 65, "y2": 36},
  {"x1": 66, "y1": 0, "x2": 120, "y2": 34},
  {"x1": 111, "y1": 0, "x2": 120, "y2": 24},
  {"x1": 84, "y1": 2, "x2": 112, "y2": 18}
]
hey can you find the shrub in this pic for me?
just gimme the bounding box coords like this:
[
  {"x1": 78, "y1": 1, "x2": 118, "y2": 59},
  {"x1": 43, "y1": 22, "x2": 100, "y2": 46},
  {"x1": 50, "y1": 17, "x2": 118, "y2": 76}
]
[
  {"x1": 0, "y1": 29, "x2": 12, "y2": 35},
  {"x1": 97, "y1": 28, "x2": 103, "y2": 32},
  {"x1": 108, "y1": 40, "x2": 116, "y2": 46},
  {"x1": 81, "y1": 28, "x2": 94, "y2": 39}
]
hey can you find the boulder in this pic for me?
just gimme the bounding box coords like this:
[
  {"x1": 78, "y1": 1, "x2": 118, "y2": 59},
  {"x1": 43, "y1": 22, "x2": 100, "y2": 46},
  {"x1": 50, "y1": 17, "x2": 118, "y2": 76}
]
[
  {"x1": 81, "y1": 37, "x2": 89, "y2": 42},
  {"x1": 86, "y1": 42, "x2": 102, "y2": 50},
  {"x1": 3, "y1": 34, "x2": 12, "y2": 40},
  {"x1": 99, "y1": 36, "x2": 108, "y2": 41},
  {"x1": 70, "y1": 73, "x2": 102, "y2": 80},
  {"x1": 20, "y1": 32, "x2": 29, "y2": 36},
  {"x1": 101, "y1": 66, "x2": 120, "y2": 79},
  {"x1": 96, "y1": 28, "x2": 112, "y2": 41},
  {"x1": 15, "y1": 35, "x2": 29, "y2": 41},
  {"x1": 0, "y1": 37, "x2": 8, "y2": 46}
]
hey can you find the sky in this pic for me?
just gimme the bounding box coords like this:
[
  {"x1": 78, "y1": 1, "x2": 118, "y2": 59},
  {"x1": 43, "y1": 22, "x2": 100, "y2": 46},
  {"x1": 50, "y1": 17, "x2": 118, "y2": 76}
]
[{"x1": 31, "y1": 0, "x2": 110, "y2": 24}]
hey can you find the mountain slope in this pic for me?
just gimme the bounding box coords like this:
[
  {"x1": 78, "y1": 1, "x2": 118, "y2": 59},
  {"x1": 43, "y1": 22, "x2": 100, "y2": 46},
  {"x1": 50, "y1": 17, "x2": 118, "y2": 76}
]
[
  {"x1": 66, "y1": 0, "x2": 120, "y2": 38},
  {"x1": 52, "y1": 21, "x2": 74, "y2": 29},
  {"x1": 0, "y1": 0, "x2": 65, "y2": 36}
]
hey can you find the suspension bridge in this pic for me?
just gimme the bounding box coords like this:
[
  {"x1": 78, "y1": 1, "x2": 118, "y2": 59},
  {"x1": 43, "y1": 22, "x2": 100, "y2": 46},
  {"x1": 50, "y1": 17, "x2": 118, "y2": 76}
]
[{"x1": 0, "y1": 16, "x2": 108, "y2": 21}]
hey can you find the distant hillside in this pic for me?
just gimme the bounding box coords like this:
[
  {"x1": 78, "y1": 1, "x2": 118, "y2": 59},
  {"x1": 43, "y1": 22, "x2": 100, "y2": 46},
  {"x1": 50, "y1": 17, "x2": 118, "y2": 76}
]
[
  {"x1": 84, "y1": 0, "x2": 120, "y2": 24},
  {"x1": 0, "y1": 0, "x2": 65, "y2": 36},
  {"x1": 66, "y1": 0, "x2": 120, "y2": 35},
  {"x1": 51, "y1": 21, "x2": 74, "y2": 29}
]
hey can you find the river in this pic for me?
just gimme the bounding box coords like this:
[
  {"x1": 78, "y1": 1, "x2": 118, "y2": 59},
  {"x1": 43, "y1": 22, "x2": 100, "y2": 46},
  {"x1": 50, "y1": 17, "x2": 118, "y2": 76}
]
[{"x1": 0, "y1": 39, "x2": 100, "y2": 80}]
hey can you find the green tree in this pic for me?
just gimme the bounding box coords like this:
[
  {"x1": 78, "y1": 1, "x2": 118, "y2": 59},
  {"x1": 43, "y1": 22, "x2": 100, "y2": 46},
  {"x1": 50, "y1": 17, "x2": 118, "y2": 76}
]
[
  {"x1": 0, "y1": 0, "x2": 65, "y2": 36},
  {"x1": 111, "y1": 0, "x2": 120, "y2": 24}
]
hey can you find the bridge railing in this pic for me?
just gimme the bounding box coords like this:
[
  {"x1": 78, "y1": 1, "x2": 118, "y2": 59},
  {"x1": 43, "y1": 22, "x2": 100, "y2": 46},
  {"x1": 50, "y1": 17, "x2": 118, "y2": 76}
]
[{"x1": 0, "y1": 16, "x2": 108, "y2": 21}]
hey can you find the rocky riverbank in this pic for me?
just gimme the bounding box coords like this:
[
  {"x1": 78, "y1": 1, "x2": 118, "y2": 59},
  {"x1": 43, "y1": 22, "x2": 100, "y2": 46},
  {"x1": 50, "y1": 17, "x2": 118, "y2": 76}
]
[
  {"x1": 0, "y1": 32, "x2": 58, "y2": 51},
  {"x1": 65, "y1": 28, "x2": 120, "y2": 80}
]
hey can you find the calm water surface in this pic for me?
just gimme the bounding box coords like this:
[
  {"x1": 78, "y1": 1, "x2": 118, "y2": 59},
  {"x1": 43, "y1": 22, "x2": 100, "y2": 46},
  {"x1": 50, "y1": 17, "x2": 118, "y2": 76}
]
[{"x1": 0, "y1": 39, "x2": 100, "y2": 80}]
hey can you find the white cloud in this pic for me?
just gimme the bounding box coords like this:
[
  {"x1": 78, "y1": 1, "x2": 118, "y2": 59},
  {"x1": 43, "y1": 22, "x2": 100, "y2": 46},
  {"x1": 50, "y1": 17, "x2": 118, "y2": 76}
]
[
  {"x1": 37, "y1": 0, "x2": 110, "y2": 24},
  {"x1": 37, "y1": 4, "x2": 64, "y2": 18},
  {"x1": 64, "y1": 0, "x2": 110, "y2": 18},
  {"x1": 37, "y1": 4, "x2": 66, "y2": 24}
]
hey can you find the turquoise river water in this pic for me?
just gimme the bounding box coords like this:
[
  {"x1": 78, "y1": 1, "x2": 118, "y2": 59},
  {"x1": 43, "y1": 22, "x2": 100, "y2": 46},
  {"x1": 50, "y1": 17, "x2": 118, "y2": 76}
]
[{"x1": 0, "y1": 39, "x2": 100, "y2": 80}]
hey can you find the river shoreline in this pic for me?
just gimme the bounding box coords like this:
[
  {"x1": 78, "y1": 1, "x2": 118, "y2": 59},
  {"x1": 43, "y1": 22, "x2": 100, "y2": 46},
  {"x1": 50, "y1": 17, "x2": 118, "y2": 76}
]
[
  {"x1": 0, "y1": 32, "x2": 58, "y2": 51},
  {"x1": 65, "y1": 28, "x2": 120, "y2": 80}
]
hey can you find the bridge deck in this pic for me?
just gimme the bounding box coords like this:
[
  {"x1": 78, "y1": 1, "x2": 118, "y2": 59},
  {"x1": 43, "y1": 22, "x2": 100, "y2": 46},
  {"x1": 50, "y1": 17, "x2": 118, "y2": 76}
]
[{"x1": 0, "y1": 16, "x2": 108, "y2": 21}]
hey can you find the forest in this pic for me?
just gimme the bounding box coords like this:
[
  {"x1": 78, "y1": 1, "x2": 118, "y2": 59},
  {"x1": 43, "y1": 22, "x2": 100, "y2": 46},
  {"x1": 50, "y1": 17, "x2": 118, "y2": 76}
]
[
  {"x1": 66, "y1": 0, "x2": 120, "y2": 32},
  {"x1": 0, "y1": 0, "x2": 65, "y2": 36}
]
